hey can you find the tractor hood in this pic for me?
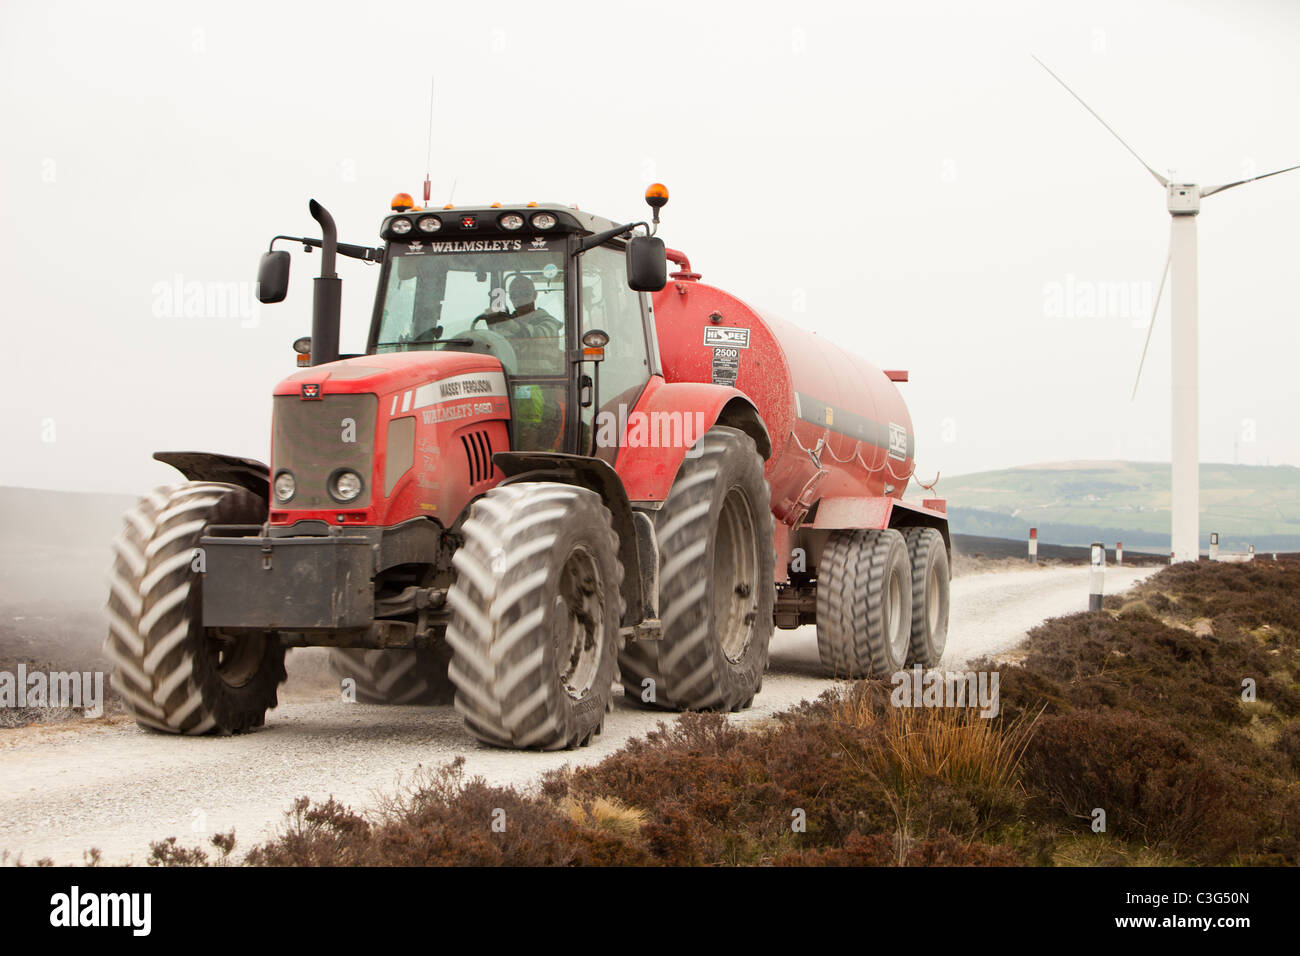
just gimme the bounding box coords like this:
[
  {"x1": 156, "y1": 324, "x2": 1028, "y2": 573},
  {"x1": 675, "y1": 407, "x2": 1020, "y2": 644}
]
[
  {"x1": 268, "y1": 350, "x2": 513, "y2": 527},
  {"x1": 275, "y1": 350, "x2": 507, "y2": 403}
]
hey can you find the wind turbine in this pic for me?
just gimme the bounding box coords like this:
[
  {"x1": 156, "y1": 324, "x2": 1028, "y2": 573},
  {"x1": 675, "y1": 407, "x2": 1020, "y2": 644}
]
[{"x1": 1034, "y1": 56, "x2": 1300, "y2": 562}]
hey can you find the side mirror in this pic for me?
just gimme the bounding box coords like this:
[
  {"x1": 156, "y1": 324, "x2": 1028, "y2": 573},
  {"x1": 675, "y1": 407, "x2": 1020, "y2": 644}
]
[
  {"x1": 256, "y1": 250, "x2": 291, "y2": 304},
  {"x1": 626, "y1": 236, "x2": 666, "y2": 292}
]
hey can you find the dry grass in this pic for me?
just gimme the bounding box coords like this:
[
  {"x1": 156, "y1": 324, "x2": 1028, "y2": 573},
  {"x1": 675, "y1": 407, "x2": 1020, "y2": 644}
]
[
  {"x1": 1050, "y1": 834, "x2": 1181, "y2": 867},
  {"x1": 559, "y1": 796, "x2": 648, "y2": 838},
  {"x1": 829, "y1": 690, "x2": 1040, "y2": 795}
]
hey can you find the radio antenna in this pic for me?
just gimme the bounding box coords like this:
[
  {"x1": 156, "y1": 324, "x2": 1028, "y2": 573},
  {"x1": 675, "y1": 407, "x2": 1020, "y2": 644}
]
[{"x1": 423, "y1": 76, "x2": 435, "y2": 208}]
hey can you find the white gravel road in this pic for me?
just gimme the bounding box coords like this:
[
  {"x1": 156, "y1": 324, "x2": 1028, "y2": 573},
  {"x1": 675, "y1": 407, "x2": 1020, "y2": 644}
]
[{"x1": 0, "y1": 564, "x2": 1156, "y2": 865}]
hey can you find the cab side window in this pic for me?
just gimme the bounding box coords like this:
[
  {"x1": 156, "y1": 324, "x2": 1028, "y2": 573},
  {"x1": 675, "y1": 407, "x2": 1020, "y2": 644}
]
[{"x1": 580, "y1": 247, "x2": 651, "y2": 458}]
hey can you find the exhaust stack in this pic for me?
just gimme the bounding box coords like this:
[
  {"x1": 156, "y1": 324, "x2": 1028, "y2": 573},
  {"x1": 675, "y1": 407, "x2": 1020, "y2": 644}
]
[{"x1": 309, "y1": 199, "x2": 341, "y2": 367}]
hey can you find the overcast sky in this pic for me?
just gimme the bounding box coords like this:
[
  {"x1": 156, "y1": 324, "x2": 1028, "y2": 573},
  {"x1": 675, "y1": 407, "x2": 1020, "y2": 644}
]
[{"x1": 2, "y1": 0, "x2": 1297, "y2": 495}]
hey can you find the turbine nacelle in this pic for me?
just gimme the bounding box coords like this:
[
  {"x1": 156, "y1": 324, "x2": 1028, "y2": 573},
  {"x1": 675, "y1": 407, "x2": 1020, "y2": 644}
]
[{"x1": 1167, "y1": 184, "x2": 1201, "y2": 216}]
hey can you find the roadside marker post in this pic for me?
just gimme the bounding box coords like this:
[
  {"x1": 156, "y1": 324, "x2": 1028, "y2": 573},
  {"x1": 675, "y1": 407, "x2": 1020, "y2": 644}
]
[
  {"x1": 1116, "y1": 541, "x2": 1123, "y2": 566},
  {"x1": 1028, "y1": 527, "x2": 1038, "y2": 564},
  {"x1": 1210, "y1": 532, "x2": 1219, "y2": 562},
  {"x1": 1089, "y1": 541, "x2": 1105, "y2": 611}
]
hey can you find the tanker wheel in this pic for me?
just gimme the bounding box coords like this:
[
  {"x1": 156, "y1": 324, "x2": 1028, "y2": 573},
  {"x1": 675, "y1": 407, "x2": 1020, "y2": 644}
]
[
  {"x1": 104, "y1": 482, "x2": 287, "y2": 735},
  {"x1": 901, "y1": 527, "x2": 950, "y2": 667},
  {"x1": 815, "y1": 528, "x2": 912, "y2": 679},
  {"x1": 329, "y1": 644, "x2": 455, "y2": 705},
  {"x1": 619, "y1": 426, "x2": 775, "y2": 712},
  {"x1": 445, "y1": 482, "x2": 624, "y2": 750}
]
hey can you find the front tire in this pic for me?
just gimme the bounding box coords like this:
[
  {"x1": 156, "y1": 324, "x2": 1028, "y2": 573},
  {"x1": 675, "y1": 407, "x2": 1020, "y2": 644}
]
[
  {"x1": 445, "y1": 482, "x2": 624, "y2": 750},
  {"x1": 619, "y1": 426, "x2": 775, "y2": 712},
  {"x1": 104, "y1": 482, "x2": 286, "y2": 735}
]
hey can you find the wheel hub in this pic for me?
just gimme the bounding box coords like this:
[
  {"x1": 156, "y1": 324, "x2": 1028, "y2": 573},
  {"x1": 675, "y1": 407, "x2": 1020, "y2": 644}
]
[
  {"x1": 207, "y1": 630, "x2": 267, "y2": 688},
  {"x1": 553, "y1": 546, "x2": 604, "y2": 699},
  {"x1": 927, "y1": 565, "x2": 940, "y2": 635},
  {"x1": 714, "y1": 487, "x2": 758, "y2": 663},
  {"x1": 887, "y1": 568, "x2": 908, "y2": 663}
]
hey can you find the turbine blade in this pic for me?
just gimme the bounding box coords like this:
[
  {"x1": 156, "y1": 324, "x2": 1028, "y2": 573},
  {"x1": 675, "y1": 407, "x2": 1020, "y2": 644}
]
[
  {"x1": 1132, "y1": 246, "x2": 1172, "y2": 401},
  {"x1": 1032, "y1": 55, "x2": 1169, "y2": 188},
  {"x1": 1202, "y1": 162, "x2": 1300, "y2": 198}
]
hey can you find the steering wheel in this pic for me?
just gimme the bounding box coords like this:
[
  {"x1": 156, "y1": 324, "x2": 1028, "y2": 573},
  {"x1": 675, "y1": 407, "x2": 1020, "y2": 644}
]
[
  {"x1": 471, "y1": 311, "x2": 510, "y2": 330},
  {"x1": 443, "y1": 327, "x2": 517, "y2": 371}
]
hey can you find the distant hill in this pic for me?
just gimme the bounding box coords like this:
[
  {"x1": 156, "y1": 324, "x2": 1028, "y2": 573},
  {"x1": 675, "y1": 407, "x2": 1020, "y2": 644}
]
[{"x1": 938, "y1": 461, "x2": 1300, "y2": 551}]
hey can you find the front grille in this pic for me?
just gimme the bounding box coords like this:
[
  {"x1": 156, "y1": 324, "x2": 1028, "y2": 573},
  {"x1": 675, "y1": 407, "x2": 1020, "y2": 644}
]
[
  {"x1": 272, "y1": 394, "x2": 377, "y2": 509},
  {"x1": 460, "y1": 430, "x2": 494, "y2": 485}
]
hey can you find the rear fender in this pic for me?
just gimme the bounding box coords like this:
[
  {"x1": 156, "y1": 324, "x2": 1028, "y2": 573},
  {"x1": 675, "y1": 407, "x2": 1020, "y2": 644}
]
[
  {"x1": 614, "y1": 377, "x2": 771, "y2": 504},
  {"x1": 794, "y1": 496, "x2": 950, "y2": 575}
]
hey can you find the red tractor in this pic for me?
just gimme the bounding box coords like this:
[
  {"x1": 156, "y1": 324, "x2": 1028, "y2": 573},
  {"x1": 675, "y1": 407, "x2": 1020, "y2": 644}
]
[{"x1": 105, "y1": 186, "x2": 950, "y2": 749}]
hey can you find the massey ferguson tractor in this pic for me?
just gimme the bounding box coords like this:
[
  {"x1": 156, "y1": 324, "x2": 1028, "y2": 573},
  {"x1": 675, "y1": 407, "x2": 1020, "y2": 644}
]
[{"x1": 104, "y1": 185, "x2": 950, "y2": 749}]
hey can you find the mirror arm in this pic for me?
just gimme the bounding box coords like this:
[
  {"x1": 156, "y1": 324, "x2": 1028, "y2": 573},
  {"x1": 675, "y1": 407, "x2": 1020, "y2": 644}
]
[
  {"x1": 268, "y1": 235, "x2": 383, "y2": 264},
  {"x1": 577, "y1": 221, "x2": 649, "y2": 253}
]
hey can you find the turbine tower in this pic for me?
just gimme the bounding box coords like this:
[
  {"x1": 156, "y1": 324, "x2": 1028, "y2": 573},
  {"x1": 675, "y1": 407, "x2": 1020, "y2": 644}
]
[{"x1": 1034, "y1": 56, "x2": 1299, "y2": 562}]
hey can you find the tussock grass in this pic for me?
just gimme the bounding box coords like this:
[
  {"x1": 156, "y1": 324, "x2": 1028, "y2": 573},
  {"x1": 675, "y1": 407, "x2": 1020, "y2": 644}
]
[
  {"x1": 559, "y1": 796, "x2": 648, "y2": 837},
  {"x1": 829, "y1": 690, "x2": 1039, "y2": 795}
]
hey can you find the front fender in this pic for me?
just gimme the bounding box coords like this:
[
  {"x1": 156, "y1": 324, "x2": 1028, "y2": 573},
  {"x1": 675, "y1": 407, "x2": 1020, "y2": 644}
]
[
  {"x1": 154, "y1": 451, "x2": 270, "y2": 502},
  {"x1": 492, "y1": 451, "x2": 647, "y2": 628}
]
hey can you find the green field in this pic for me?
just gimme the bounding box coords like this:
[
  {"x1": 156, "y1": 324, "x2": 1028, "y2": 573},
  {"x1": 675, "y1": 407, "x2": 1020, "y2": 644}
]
[{"x1": 938, "y1": 461, "x2": 1300, "y2": 551}]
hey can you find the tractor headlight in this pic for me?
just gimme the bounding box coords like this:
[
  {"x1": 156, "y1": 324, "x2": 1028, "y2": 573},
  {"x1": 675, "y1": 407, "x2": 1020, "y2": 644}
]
[
  {"x1": 390, "y1": 217, "x2": 413, "y2": 235},
  {"x1": 417, "y1": 215, "x2": 441, "y2": 233},
  {"x1": 498, "y1": 213, "x2": 524, "y2": 230},
  {"x1": 273, "y1": 471, "x2": 296, "y2": 503},
  {"x1": 330, "y1": 469, "x2": 364, "y2": 503},
  {"x1": 530, "y1": 212, "x2": 557, "y2": 230}
]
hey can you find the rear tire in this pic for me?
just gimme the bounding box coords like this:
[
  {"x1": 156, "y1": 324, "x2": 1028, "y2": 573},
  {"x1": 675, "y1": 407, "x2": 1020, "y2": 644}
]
[
  {"x1": 446, "y1": 482, "x2": 624, "y2": 750},
  {"x1": 619, "y1": 426, "x2": 775, "y2": 712},
  {"x1": 901, "y1": 527, "x2": 949, "y2": 667},
  {"x1": 815, "y1": 528, "x2": 912, "y2": 678},
  {"x1": 329, "y1": 646, "x2": 455, "y2": 705},
  {"x1": 104, "y1": 482, "x2": 286, "y2": 735}
]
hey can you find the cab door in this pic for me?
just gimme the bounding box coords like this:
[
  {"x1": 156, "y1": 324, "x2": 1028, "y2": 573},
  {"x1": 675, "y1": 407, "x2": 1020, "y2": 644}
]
[{"x1": 578, "y1": 244, "x2": 655, "y2": 463}]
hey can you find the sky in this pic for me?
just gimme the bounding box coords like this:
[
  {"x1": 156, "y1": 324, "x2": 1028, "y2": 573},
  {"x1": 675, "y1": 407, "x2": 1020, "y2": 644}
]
[{"x1": 1, "y1": 0, "x2": 1298, "y2": 495}]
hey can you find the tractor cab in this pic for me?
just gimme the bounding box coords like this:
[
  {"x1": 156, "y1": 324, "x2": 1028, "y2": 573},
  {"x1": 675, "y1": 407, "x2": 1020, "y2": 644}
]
[{"x1": 365, "y1": 199, "x2": 666, "y2": 455}]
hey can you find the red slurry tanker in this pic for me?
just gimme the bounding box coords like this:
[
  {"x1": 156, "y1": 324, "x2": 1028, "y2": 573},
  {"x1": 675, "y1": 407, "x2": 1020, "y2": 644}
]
[{"x1": 105, "y1": 186, "x2": 949, "y2": 749}]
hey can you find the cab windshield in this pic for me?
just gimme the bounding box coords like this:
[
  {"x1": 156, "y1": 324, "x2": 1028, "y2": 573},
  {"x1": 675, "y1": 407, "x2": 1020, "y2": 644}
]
[{"x1": 374, "y1": 239, "x2": 567, "y2": 377}]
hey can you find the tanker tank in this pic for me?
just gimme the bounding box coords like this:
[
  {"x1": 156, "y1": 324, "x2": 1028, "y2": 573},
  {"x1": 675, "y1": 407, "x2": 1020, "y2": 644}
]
[{"x1": 651, "y1": 251, "x2": 916, "y2": 527}]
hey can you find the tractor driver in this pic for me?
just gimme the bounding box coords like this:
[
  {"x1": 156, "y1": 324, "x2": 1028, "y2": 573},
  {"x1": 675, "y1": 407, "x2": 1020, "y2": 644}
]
[
  {"x1": 479, "y1": 273, "x2": 565, "y2": 451},
  {"x1": 478, "y1": 274, "x2": 562, "y2": 340}
]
